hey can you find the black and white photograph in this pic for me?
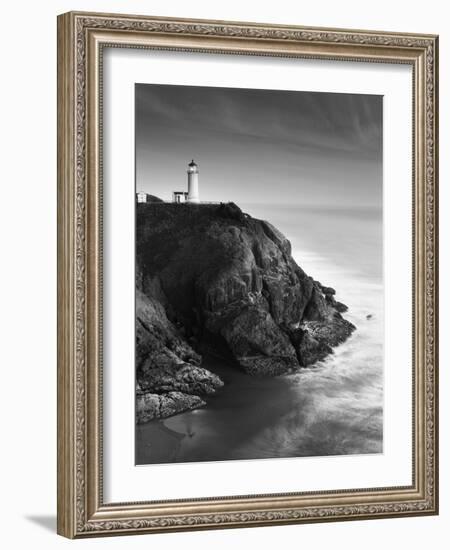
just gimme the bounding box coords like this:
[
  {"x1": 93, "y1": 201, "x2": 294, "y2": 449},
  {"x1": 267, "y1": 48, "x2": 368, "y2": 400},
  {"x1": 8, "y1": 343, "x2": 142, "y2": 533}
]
[{"x1": 135, "y1": 83, "x2": 383, "y2": 465}]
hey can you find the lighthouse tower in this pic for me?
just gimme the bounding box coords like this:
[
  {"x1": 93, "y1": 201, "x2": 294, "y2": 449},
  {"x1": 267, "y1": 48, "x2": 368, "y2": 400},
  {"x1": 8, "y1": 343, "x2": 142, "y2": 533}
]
[{"x1": 187, "y1": 160, "x2": 200, "y2": 203}]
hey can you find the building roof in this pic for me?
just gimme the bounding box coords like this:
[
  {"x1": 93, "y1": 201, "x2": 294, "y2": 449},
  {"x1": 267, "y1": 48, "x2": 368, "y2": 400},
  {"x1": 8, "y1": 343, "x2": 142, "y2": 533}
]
[{"x1": 188, "y1": 159, "x2": 197, "y2": 167}]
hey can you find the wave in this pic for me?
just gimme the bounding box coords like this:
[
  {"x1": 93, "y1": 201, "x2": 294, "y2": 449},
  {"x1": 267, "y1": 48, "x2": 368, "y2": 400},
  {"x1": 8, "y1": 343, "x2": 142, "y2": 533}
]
[{"x1": 232, "y1": 246, "x2": 384, "y2": 460}]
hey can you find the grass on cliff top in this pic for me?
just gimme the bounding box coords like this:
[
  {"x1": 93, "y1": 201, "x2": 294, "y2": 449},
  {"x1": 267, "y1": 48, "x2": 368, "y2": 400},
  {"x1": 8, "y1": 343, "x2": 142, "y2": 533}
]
[
  {"x1": 136, "y1": 202, "x2": 247, "y2": 236},
  {"x1": 136, "y1": 202, "x2": 248, "y2": 274}
]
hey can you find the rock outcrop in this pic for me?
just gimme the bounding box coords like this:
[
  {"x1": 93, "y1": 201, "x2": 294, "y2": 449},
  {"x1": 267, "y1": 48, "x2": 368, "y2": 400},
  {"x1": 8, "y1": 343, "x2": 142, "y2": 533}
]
[
  {"x1": 136, "y1": 200, "x2": 356, "y2": 404},
  {"x1": 136, "y1": 390, "x2": 205, "y2": 424},
  {"x1": 136, "y1": 289, "x2": 223, "y2": 422}
]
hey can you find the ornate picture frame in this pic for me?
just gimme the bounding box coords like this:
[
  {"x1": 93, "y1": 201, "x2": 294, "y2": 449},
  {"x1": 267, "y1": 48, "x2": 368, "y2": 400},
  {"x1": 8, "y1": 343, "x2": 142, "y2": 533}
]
[{"x1": 57, "y1": 11, "x2": 438, "y2": 538}]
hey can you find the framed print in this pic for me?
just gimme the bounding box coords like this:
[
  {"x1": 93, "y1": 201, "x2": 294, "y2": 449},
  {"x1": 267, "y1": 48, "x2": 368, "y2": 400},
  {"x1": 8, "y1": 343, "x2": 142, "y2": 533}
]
[{"x1": 57, "y1": 11, "x2": 439, "y2": 538}]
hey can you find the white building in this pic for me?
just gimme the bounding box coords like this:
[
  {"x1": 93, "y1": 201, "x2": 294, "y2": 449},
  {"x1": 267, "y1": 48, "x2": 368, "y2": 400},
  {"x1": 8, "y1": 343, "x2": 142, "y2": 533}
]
[
  {"x1": 137, "y1": 192, "x2": 148, "y2": 203},
  {"x1": 173, "y1": 191, "x2": 188, "y2": 203},
  {"x1": 187, "y1": 160, "x2": 200, "y2": 203},
  {"x1": 172, "y1": 160, "x2": 201, "y2": 204}
]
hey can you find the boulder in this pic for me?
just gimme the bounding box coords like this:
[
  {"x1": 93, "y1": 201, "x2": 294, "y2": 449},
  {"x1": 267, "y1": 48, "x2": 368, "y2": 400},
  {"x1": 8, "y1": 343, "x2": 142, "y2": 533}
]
[{"x1": 136, "y1": 391, "x2": 205, "y2": 423}]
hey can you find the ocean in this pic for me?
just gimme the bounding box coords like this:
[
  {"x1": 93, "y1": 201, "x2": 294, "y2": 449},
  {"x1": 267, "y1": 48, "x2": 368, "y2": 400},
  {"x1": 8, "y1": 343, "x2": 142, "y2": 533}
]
[{"x1": 136, "y1": 204, "x2": 384, "y2": 464}]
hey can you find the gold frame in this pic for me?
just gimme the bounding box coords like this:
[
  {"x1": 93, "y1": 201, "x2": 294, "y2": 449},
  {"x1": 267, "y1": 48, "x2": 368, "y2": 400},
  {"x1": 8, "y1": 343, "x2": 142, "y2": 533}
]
[{"x1": 57, "y1": 11, "x2": 439, "y2": 538}]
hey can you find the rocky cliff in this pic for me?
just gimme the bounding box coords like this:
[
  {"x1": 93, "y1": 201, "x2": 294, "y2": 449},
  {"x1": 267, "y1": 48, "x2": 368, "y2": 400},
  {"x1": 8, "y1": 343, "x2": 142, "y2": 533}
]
[
  {"x1": 136, "y1": 201, "x2": 355, "y2": 422},
  {"x1": 136, "y1": 288, "x2": 224, "y2": 423}
]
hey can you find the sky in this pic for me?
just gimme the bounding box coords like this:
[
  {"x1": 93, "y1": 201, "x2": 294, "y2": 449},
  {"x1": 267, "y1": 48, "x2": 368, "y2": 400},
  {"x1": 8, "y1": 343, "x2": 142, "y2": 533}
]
[{"x1": 135, "y1": 83, "x2": 382, "y2": 208}]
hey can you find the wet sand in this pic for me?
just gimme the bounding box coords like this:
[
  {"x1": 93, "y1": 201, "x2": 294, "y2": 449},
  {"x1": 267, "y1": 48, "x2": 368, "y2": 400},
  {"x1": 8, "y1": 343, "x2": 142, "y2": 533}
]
[{"x1": 136, "y1": 358, "x2": 300, "y2": 464}]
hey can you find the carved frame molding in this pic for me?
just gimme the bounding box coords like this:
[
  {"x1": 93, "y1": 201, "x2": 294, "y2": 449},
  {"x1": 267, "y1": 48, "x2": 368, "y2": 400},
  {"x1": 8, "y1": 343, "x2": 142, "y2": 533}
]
[{"x1": 57, "y1": 11, "x2": 438, "y2": 538}]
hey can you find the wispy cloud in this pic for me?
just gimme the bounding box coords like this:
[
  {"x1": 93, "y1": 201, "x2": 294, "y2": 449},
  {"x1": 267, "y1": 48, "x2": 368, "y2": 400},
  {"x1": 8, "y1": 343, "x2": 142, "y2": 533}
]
[{"x1": 135, "y1": 84, "x2": 382, "y2": 207}]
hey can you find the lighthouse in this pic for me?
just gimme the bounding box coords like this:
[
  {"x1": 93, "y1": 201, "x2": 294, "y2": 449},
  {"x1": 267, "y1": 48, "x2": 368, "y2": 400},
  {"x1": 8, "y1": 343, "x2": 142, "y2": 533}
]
[{"x1": 187, "y1": 159, "x2": 200, "y2": 203}]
